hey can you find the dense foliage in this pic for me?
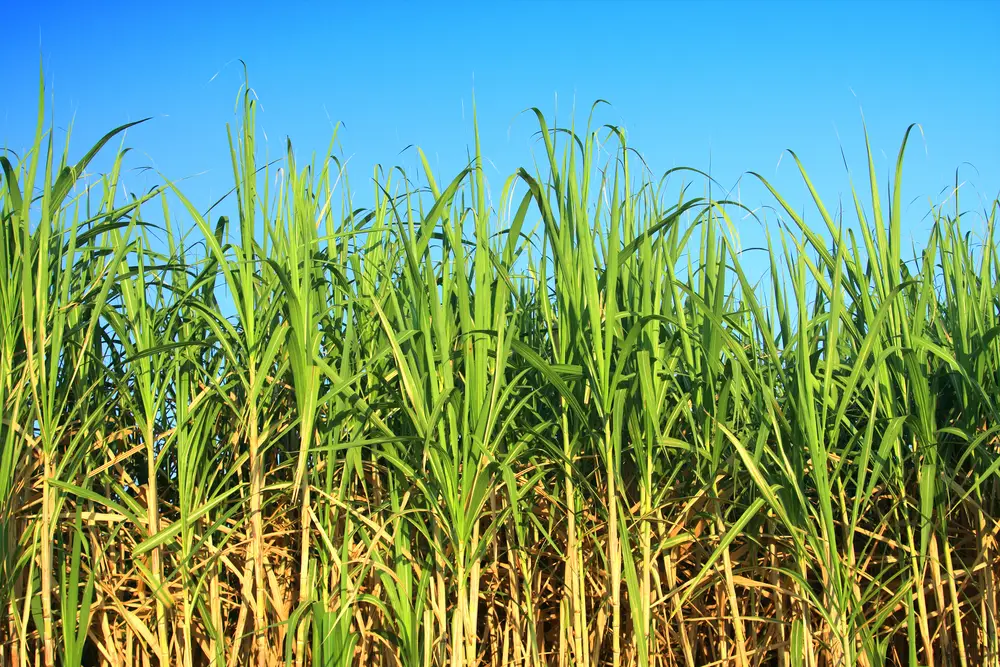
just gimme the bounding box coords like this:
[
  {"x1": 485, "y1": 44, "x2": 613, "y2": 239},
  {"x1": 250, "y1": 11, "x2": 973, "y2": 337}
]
[{"x1": 2, "y1": 77, "x2": 999, "y2": 667}]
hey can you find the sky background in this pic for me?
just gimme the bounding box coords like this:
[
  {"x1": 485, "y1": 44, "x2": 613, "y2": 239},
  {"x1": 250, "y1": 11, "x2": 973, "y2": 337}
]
[{"x1": 3, "y1": 0, "x2": 999, "y2": 271}]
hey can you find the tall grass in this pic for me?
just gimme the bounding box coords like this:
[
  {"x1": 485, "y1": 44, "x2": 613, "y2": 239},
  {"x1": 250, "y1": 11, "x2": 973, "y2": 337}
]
[{"x1": 2, "y1": 73, "x2": 1000, "y2": 667}]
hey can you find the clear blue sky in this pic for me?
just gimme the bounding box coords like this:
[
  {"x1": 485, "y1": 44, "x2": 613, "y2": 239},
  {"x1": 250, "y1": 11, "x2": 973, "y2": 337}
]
[{"x1": 4, "y1": 0, "x2": 999, "y2": 262}]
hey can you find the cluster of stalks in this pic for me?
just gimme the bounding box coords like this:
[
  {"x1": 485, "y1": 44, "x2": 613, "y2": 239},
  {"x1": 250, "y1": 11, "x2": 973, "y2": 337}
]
[{"x1": 2, "y1": 75, "x2": 1000, "y2": 667}]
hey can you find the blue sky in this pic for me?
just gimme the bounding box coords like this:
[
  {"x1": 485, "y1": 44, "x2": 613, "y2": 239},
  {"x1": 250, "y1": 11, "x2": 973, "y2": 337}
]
[{"x1": 4, "y1": 0, "x2": 999, "y2": 264}]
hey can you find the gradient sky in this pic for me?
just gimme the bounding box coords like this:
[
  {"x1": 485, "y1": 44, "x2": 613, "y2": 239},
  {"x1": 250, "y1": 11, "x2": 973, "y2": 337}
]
[{"x1": 4, "y1": 1, "x2": 999, "y2": 262}]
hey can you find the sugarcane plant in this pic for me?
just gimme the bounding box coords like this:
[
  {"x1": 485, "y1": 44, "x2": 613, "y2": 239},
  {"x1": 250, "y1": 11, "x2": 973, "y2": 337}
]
[{"x1": 1, "y1": 69, "x2": 999, "y2": 667}]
